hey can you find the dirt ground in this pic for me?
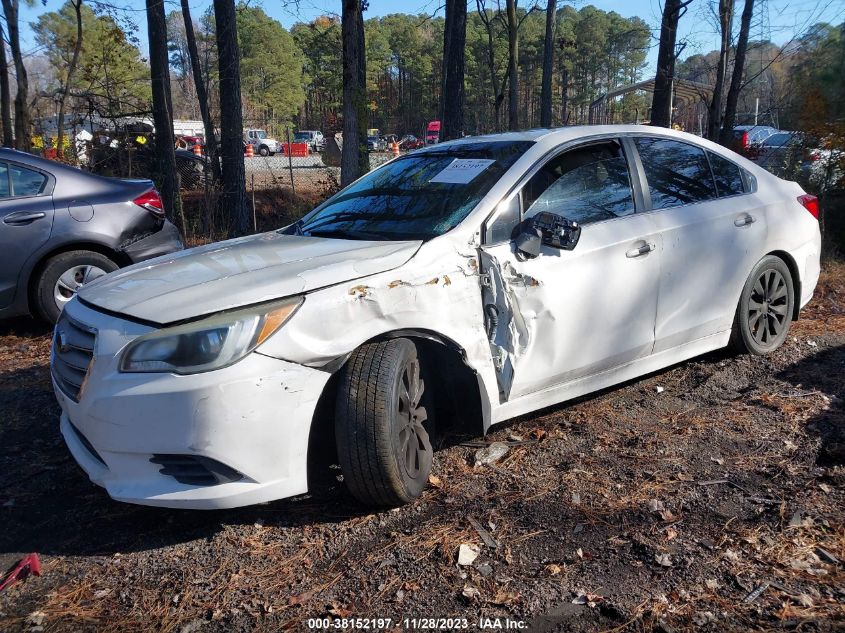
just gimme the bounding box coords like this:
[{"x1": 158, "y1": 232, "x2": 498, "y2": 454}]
[{"x1": 0, "y1": 263, "x2": 843, "y2": 633}]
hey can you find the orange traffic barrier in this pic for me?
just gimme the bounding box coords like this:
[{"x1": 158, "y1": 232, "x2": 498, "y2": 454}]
[
  {"x1": 245, "y1": 143, "x2": 254, "y2": 158},
  {"x1": 193, "y1": 144, "x2": 202, "y2": 156},
  {"x1": 392, "y1": 141, "x2": 400, "y2": 157}
]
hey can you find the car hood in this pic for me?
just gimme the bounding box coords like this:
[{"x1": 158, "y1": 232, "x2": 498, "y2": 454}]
[{"x1": 78, "y1": 232, "x2": 422, "y2": 324}]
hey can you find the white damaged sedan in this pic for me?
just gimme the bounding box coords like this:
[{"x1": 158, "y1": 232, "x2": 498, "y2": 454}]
[{"x1": 51, "y1": 126, "x2": 821, "y2": 509}]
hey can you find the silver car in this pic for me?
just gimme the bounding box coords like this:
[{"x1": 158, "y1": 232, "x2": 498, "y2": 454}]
[{"x1": 0, "y1": 148, "x2": 182, "y2": 323}]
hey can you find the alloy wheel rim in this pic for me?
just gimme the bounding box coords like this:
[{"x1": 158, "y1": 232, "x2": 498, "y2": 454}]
[
  {"x1": 748, "y1": 268, "x2": 789, "y2": 345},
  {"x1": 54, "y1": 265, "x2": 108, "y2": 307},
  {"x1": 395, "y1": 358, "x2": 432, "y2": 480}
]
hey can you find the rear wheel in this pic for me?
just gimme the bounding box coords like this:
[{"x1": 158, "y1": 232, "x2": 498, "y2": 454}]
[
  {"x1": 730, "y1": 255, "x2": 794, "y2": 355},
  {"x1": 335, "y1": 339, "x2": 434, "y2": 506},
  {"x1": 258, "y1": 145, "x2": 269, "y2": 157},
  {"x1": 34, "y1": 250, "x2": 118, "y2": 323}
]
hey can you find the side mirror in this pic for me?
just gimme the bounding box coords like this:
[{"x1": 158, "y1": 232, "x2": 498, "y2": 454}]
[
  {"x1": 514, "y1": 226, "x2": 542, "y2": 259},
  {"x1": 514, "y1": 211, "x2": 581, "y2": 260}
]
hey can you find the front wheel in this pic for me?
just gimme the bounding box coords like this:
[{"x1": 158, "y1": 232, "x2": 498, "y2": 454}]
[
  {"x1": 258, "y1": 145, "x2": 269, "y2": 157},
  {"x1": 335, "y1": 339, "x2": 434, "y2": 506},
  {"x1": 730, "y1": 255, "x2": 795, "y2": 355},
  {"x1": 34, "y1": 250, "x2": 118, "y2": 323}
]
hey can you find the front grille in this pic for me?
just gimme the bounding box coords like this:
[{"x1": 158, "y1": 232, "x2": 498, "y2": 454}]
[
  {"x1": 51, "y1": 313, "x2": 96, "y2": 402},
  {"x1": 150, "y1": 454, "x2": 243, "y2": 486}
]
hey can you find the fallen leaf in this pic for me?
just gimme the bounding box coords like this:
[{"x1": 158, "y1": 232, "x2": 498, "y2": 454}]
[
  {"x1": 328, "y1": 603, "x2": 353, "y2": 618},
  {"x1": 529, "y1": 428, "x2": 547, "y2": 441},
  {"x1": 427, "y1": 474, "x2": 443, "y2": 489},
  {"x1": 492, "y1": 590, "x2": 520, "y2": 606},
  {"x1": 461, "y1": 584, "x2": 481, "y2": 601},
  {"x1": 288, "y1": 590, "x2": 314, "y2": 606},
  {"x1": 571, "y1": 591, "x2": 604, "y2": 607},
  {"x1": 655, "y1": 553, "x2": 673, "y2": 567},
  {"x1": 545, "y1": 563, "x2": 562, "y2": 576},
  {"x1": 693, "y1": 611, "x2": 716, "y2": 626},
  {"x1": 665, "y1": 527, "x2": 678, "y2": 541},
  {"x1": 457, "y1": 543, "x2": 480, "y2": 566}
]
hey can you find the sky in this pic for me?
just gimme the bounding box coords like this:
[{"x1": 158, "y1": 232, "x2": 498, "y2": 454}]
[{"x1": 17, "y1": 0, "x2": 845, "y2": 74}]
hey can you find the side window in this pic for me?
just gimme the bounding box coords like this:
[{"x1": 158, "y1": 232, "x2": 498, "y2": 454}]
[
  {"x1": 707, "y1": 151, "x2": 745, "y2": 197},
  {"x1": 634, "y1": 137, "x2": 717, "y2": 209},
  {"x1": 9, "y1": 164, "x2": 47, "y2": 197},
  {"x1": 0, "y1": 163, "x2": 9, "y2": 198},
  {"x1": 522, "y1": 140, "x2": 635, "y2": 225}
]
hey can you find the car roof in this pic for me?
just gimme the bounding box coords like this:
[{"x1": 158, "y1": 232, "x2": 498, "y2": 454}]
[{"x1": 428, "y1": 124, "x2": 724, "y2": 151}]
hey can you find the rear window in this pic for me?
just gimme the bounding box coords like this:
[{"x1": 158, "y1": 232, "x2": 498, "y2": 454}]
[
  {"x1": 291, "y1": 141, "x2": 533, "y2": 240},
  {"x1": 763, "y1": 133, "x2": 793, "y2": 147},
  {"x1": 6, "y1": 163, "x2": 47, "y2": 197},
  {"x1": 708, "y1": 152, "x2": 745, "y2": 197},
  {"x1": 634, "y1": 137, "x2": 718, "y2": 209}
]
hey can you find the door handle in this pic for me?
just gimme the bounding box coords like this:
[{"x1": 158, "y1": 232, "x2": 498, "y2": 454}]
[
  {"x1": 3, "y1": 211, "x2": 46, "y2": 225},
  {"x1": 626, "y1": 242, "x2": 654, "y2": 258},
  {"x1": 734, "y1": 214, "x2": 755, "y2": 227}
]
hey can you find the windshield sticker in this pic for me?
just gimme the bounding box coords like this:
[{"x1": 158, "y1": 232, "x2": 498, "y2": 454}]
[{"x1": 430, "y1": 158, "x2": 496, "y2": 184}]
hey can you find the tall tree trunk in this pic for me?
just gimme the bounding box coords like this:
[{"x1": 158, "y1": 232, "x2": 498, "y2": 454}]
[
  {"x1": 506, "y1": 0, "x2": 519, "y2": 130},
  {"x1": 540, "y1": 0, "x2": 557, "y2": 127},
  {"x1": 707, "y1": 0, "x2": 733, "y2": 140},
  {"x1": 213, "y1": 0, "x2": 249, "y2": 237},
  {"x1": 2, "y1": 0, "x2": 29, "y2": 151},
  {"x1": 441, "y1": 0, "x2": 466, "y2": 141},
  {"x1": 476, "y1": 1, "x2": 505, "y2": 131},
  {"x1": 650, "y1": 0, "x2": 691, "y2": 128},
  {"x1": 181, "y1": 0, "x2": 221, "y2": 184},
  {"x1": 0, "y1": 20, "x2": 12, "y2": 148},
  {"x1": 341, "y1": 0, "x2": 368, "y2": 187},
  {"x1": 146, "y1": 0, "x2": 180, "y2": 229},
  {"x1": 720, "y1": 0, "x2": 755, "y2": 145},
  {"x1": 56, "y1": 0, "x2": 83, "y2": 159}
]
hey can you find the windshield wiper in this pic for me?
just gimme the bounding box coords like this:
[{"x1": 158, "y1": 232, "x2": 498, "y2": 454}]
[{"x1": 305, "y1": 228, "x2": 385, "y2": 241}]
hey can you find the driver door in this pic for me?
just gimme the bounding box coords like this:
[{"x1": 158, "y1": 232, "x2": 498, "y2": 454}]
[{"x1": 479, "y1": 138, "x2": 661, "y2": 401}]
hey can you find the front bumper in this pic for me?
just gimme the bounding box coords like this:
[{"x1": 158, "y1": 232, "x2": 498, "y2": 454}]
[
  {"x1": 123, "y1": 220, "x2": 183, "y2": 264},
  {"x1": 53, "y1": 299, "x2": 330, "y2": 509}
]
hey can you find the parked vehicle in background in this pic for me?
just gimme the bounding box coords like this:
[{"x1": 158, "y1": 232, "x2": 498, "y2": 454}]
[
  {"x1": 52, "y1": 126, "x2": 820, "y2": 509},
  {"x1": 426, "y1": 120, "x2": 441, "y2": 145},
  {"x1": 753, "y1": 131, "x2": 805, "y2": 175},
  {"x1": 175, "y1": 135, "x2": 203, "y2": 150},
  {"x1": 367, "y1": 135, "x2": 387, "y2": 152},
  {"x1": 0, "y1": 149, "x2": 182, "y2": 323},
  {"x1": 294, "y1": 130, "x2": 325, "y2": 153},
  {"x1": 174, "y1": 149, "x2": 208, "y2": 190},
  {"x1": 731, "y1": 125, "x2": 780, "y2": 159},
  {"x1": 243, "y1": 129, "x2": 281, "y2": 157},
  {"x1": 399, "y1": 135, "x2": 425, "y2": 150}
]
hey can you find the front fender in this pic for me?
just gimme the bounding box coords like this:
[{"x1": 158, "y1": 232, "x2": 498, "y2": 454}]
[{"x1": 255, "y1": 241, "x2": 500, "y2": 415}]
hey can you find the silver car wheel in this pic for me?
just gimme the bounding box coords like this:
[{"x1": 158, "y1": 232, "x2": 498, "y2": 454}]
[{"x1": 54, "y1": 264, "x2": 108, "y2": 307}]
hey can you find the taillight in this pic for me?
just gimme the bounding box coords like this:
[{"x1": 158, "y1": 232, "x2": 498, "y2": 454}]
[
  {"x1": 797, "y1": 194, "x2": 819, "y2": 220},
  {"x1": 133, "y1": 190, "x2": 164, "y2": 217},
  {"x1": 741, "y1": 132, "x2": 749, "y2": 148}
]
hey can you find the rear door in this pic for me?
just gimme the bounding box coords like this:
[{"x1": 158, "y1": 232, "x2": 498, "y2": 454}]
[
  {"x1": 630, "y1": 136, "x2": 765, "y2": 353},
  {"x1": 480, "y1": 138, "x2": 660, "y2": 400},
  {"x1": 0, "y1": 161, "x2": 55, "y2": 308}
]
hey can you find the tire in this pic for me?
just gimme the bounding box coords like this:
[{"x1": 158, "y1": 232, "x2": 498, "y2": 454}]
[
  {"x1": 34, "y1": 250, "x2": 118, "y2": 323},
  {"x1": 258, "y1": 145, "x2": 269, "y2": 157},
  {"x1": 335, "y1": 338, "x2": 435, "y2": 506},
  {"x1": 730, "y1": 255, "x2": 795, "y2": 355}
]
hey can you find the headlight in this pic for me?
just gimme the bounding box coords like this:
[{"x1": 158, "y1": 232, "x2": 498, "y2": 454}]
[{"x1": 119, "y1": 297, "x2": 302, "y2": 374}]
